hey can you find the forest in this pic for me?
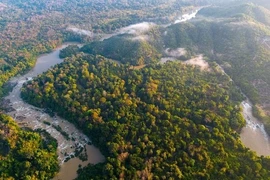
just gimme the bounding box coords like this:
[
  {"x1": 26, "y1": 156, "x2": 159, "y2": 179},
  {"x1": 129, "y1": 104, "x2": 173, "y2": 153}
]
[
  {"x1": 0, "y1": 113, "x2": 59, "y2": 179},
  {"x1": 21, "y1": 53, "x2": 270, "y2": 179},
  {"x1": 0, "y1": 0, "x2": 203, "y2": 98},
  {"x1": 0, "y1": 1, "x2": 213, "y2": 178},
  {"x1": 1, "y1": 0, "x2": 270, "y2": 179},
  {"x1": 58, "y1": 1, "x2": 270, "y2": 135},
  {"x1": 162, "y1": 2, "x2": 270, "y2": 133}
]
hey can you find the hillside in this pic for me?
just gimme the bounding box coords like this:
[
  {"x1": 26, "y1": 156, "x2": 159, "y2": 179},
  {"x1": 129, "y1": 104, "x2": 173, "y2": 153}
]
[
  {"x1": 161, "y1": 3, "x2": 270, "y2": 133},
  {"x1": 249, "y1": 0, "x2": 270, "y2": 11},
  {"x1": 0, "y1": 113, "x2": 59, "y2": 179},
  {"x1": 80, "y1": 34, "x2": 161, "y2": 65},
  {"x1": 57, "y1": 2, "x2": 270, "y2": 134},
  {"x1": 198, "y1": 2, "x2": 270, "y2": 26},
  {"x1": 21, "y1": 53, "x2": 270, "y2": 179},
  {"x1": 2, "y1": 0, "x2": 270, "y2": 179},
  {"x1": 0, "y1": 0, "x2": 205, "y2": 97}
]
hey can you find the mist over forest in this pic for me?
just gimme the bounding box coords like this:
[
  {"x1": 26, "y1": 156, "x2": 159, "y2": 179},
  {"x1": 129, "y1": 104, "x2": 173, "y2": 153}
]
[{"x1": 1, "y1": 0, "x2": 270, "y2": 179}]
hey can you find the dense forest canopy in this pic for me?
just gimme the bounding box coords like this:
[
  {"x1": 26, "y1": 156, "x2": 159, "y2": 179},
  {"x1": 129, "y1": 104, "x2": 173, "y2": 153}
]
[
  {"x1": 0, "y1": 0, "x2": 222, "y2": 179},
  {"x1": 66, "y1": 1, "x2": 270, "y2": 134},
  {"x1": 21, "y1": 53, "x2": 270, "y2": 179},
  {"x1": 0, "y1": 0, "x2": 207, "y2": 97},
  {"x1": 1, "y1": 0, "x2": 270, "y2": 179},
  {"x1": 0, "y1": 113, "x2": 59, "y2": 179}
]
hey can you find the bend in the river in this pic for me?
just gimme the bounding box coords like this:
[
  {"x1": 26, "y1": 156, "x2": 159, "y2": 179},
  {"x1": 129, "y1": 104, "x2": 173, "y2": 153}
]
[
  {"x1": 2, "y1": 7, "x2": 270, "y2": 179},
  {"x1": 215, "y1": 64, "x2": 270, "y2": 156},
  {"x1": 3, "y1": 44, "x2": 105, "y2": 180}
]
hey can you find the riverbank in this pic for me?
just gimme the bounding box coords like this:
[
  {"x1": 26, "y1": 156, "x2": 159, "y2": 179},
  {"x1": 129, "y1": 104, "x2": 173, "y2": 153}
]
[
  {"x1": 252, "y1": 105, "x2": 270, "y2": 134},
  {"x1": 213, "y1": 63, "x2": 270, "y2": 156},
  {"x1": 2, "y1": 44, "x2": 105, "y2": 179},
  {"x1": 240, "y1": 100, "x2": 270, "y2": 156},
  {"x1": 2, "y1": 6, "x2": 270, "y2": 178}
]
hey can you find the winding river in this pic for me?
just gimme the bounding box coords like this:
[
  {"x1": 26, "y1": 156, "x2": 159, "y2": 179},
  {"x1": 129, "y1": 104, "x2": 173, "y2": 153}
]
[
  {"x1": 3, "y1": 44, "x2": 105, "y2": 180},
  {"x1": 2, "y1": 6, "x2": 270, "y2": 180}
]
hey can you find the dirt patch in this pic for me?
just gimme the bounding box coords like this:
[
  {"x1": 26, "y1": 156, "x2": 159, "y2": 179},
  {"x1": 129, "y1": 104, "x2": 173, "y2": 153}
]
[{"x1": 183, "y1": 54, "x2": 210, "y2": 71}]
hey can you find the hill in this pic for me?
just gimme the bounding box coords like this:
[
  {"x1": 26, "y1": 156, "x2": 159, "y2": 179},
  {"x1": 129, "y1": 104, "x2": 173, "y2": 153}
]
[
  {"x1": 0, "y1": 0, "x2": 205, "y2": 97},
  {"x1": 21, "y1": 53, "x2": 270, "y2": 179},
  {"x1": 162, "y1": 3, "x2": 270, "y2": 133},
  {"x1": 3, "y1": 0, "x2": 270, "y2": 179},
  {"x1": 0, "y1": 113, "x2": 59, "y2": 179},
  {"x1": 81, "y1": 34, "x2": 161, "y2": 65},
  {"x1": 58, "y1": 1, "x2": 270, "y2": 134},
  {"x1": 198, "y1": 2, "x2": 270, "y2": 26}
]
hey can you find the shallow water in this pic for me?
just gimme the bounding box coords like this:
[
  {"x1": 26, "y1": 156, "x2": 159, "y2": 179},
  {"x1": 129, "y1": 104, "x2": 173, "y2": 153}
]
[
  {"x1": 214, "y1": 64, "x2": 270, "y2": 156},
  {"x1": 54, "y1": 145, "x2": 105, "y2": 180},
  {"x1": 4, "y1": 43, "x2": 105, "y2": 180},
  {"x1": 240, "y1": 100, "x2": 270, "y2": 156}
]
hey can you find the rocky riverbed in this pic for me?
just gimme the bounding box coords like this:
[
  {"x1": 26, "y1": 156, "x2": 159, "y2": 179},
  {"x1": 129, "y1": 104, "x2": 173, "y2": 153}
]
[{"x1": 2, "y1": 44, "x2": 105, "y2": 180}]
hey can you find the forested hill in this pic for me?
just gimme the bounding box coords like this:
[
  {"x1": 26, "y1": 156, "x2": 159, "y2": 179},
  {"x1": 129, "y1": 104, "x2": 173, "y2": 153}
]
[
  {"x1": 0, "y1": 1, "x2": 244, "y2": 179},
  {"x1": 198, "y1": 2, "x2": 270, "y2": 26},
  {"x1": 0, "y1": 113, "x2": 59, "y2": 179},
  {"x1": 21, "y1": 53, "x2": 270, "y2": 179},
  {"x1": 0, "y1": 0, "x2": 205, "y2": 98},
  {"x1": 80, "y1": 35, "x2": 161, "y2": 65},
  {"x1": 2, "y1": 0, "x2": 270, "y2": 179},
  {"x1": 164, "y1": 2, "x2": 270, "y2": 132},
  {"x1": 70, "y1": 1, "x2": 270, "y2": 134}
]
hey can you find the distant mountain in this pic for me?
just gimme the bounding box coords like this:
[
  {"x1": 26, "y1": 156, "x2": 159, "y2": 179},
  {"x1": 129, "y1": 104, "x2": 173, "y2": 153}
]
[
  {"x1": 249, "y1": 0, "x2": 270, "y2": 11},
  {"x1": 198, "y1": 3, "x2": 270, "y2": 26}
]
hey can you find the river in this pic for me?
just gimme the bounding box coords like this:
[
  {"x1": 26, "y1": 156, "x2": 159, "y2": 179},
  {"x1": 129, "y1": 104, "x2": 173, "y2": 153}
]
[
  {"x1": 240, "y1": 100, "x2": 270, "y2": 156},
  {"x1": 1, "y1": 11, "x2": 203, "y2": 178},
  {"x1": 175, "y1": 8, "x2": 270, "y2": 156},
  {"x1": 174, "y1": 8, "x2": 200, "y2": 24},
  {"x1": 3, "y1": 44, "x2": 105, "y2": 180},
  {"x1": 2, "y1": 6, "x2": 270, "y2": 179},
  {"x1": 161, "y1": 58, "x2": 270, "y2": 156},
  {"x1": 215, "y1": 65, "x2": 270, "y2": 156}
]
